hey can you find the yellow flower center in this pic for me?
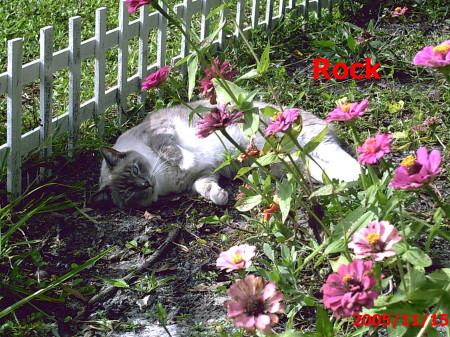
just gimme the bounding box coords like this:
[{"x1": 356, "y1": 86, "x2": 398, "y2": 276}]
[
  {"x1": 395, "y1": 6, "x2": 402, "y2": 11},
  {"x1": 432, "y1": 44, "x2": 450, "y2": 56},
  {"x1": 366, "y1": 232, "x2": 380, "y2": 244},
  {"x1": 401, "y1": 155, "x2": 416, "y2": 169},
  {"x1": 342, "y1": 274, "x2": 351, "y2": 282},
  {"x1": 273, "y1": 112, "x2": 283, "y2": 121},
  {"x1": 231, "y1": 253, "x2": 243, "y2": 264},
  {"x1": 341, "y1": 103, "x2": 352, "y2": 113}
]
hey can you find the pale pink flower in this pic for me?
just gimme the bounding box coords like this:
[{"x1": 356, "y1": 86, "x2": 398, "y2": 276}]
[
  {"x1": 412, "y1": 40, "x2": 450, "y2": 69},
  {"x1": 390, "y1": 147, "x2": 441, "y2": 189},
  {"x1": 216, "y1": 244, "x2": 256, "y2": 272},
  {"x1": 224, "y1": 275, "x2": 285, "y2": 335},
  {"x1": 322, "y1": 259, "x2": 380, "y2": 319},
  {"x1": 198, "y1": 59, "x2": 238, "y2": 103},
  {"x1": 325, "y1": 100, "x2": 369, "y2": 122},
  {"x1": 142, "y1": 66, "x2": 170, "y2": 90},
  {"x1": 357, "y1": 134, "x2": 392, "y2": 165},
  {"x1": 196, "y1": 104, "x2": 244, "y2": 138},
  {"x1": 348, "y1": 220, "x2": 402, "y2": 261},
  {"x1": 391, "y1": 6, "x2": 408, "y2": 17},
  {"x1": 264, "y1": 108, "x2": 300, "y2": 135},
  {"x1": 124, "y1": 0, "x2": 152, "y2": 13}
]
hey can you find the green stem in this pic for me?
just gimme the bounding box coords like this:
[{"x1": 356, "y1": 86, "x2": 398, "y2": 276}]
[
  {"x1": 397, "y1": 192, "x2": 412, "y2": 293},
  {"x1": 349, "y1": 123, "x2": 367, "y2": 189}
]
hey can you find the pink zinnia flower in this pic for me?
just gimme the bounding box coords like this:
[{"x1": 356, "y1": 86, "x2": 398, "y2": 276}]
[
  {"x1": 216, "y1": 244, "x2": 256, "y2": 272},
  {"x1": 325, "y1": 100, "x2": 369, "y2": 122},
  {"x1": 348, "y1": 220, "x2": 402, "y2": 261},
  {"x1": 124, "y1": 0, "x2": 152, "y2": 13},
  {"x1": 390, "y1": 147, "x2": 441, "y2": 190},
  {"x1": 264, "y1": 108, "x2": 300, "y2": 135},
  {"x1": 357, "y1": 134, "x2": 392, "y2": 165},
  {"x1": 224, "y1": 275, "x2": 285, "y2": 335},
  {"x1": 412, "y1": 40, "x2": 450, "y2": 69},
  {"x1": 391, "y1": 6, "x2": 408, "y2": 17},
  {"x1": 196, "y1": 104, "x2": 244, "y2": 138},
  {"x1": 142, "y1": 66, "x2": 170, "y2": 90},
  {"x1": 198, "y1": 59, "x2": 238, "y2": 103},
  {"x1": 322, "y1": 259, "x2": 380, "y2": 319}
]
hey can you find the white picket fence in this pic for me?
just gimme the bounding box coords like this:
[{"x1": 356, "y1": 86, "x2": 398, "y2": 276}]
[{"x1": 0, "y1": 0, "x2": 339, "y2": 198}]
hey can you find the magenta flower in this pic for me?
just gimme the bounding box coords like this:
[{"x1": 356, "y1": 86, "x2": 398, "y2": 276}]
[
  {"x1": 198, "y1": 59, "x2": 238, "y2": 103},
  {"x1": 412, "y1": 40, "x2": 450, "y2": 69},
  {"x1": 142, "y1": 66, "x2": 170, "y2": 90},
  {"x1": 322, "y1": 259, "x2": 380, "y2": 319},
  {"x1": 196, "y1": 104, "x2": 244, "y2": 138},
  {"x1": 325, "y1": 100, "x2": 369, "y2": 122},
  {"x1": 124, "y1": 0, "x2": 152, "y2": 13},
  {"x1": 224, "y1": 275, "x2": 285, "y2": 335},
  {"x1": 390, "y1": 147, "x2": 441, "y2": 190},
  {"x1": 216, "y1": 244, "x2": 256, "y2": 272},
  {"x1": 357, "y1": 134, "x2": 392, "y2": 165},
  {"x1": 391, "y1": 6, "x2": 408, "y2": 17},
  {"x1": 348, "y1": 220, "x2": 402, "y2": 261},
  {"x1": 264, "y1": 108, "x2": 300, "y2": 136}
]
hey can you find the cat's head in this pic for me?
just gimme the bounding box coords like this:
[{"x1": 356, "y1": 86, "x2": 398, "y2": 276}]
[{"x1": 91, "y1": 146, "x2": 157, "y2": 209}]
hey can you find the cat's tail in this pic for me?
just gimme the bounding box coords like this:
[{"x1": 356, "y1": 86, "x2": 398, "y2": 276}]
[{"x1": 308, "y1": 142, "x2": 361, "y2": 183}]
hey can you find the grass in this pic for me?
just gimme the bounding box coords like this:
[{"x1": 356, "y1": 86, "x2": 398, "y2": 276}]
[{"x1": 0, "y1": 0, "x2": 449, "y2": 336}]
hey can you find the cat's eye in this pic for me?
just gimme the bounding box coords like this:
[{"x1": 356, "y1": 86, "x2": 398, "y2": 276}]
[
  {"x1": 125, "y1": 190, "x2": 133, "y2": 198},
  {"x1": 132, "y1": 165, "x2": 139, "y2": 175}
]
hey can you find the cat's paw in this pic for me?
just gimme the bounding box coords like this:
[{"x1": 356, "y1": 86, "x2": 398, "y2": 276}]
[{"x1": 210, "y1": 185, "x2": 228, "y2": 205}]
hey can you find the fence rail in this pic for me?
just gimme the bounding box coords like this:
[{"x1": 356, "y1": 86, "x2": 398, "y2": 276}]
[{"x1": 0, "y1": 0, "x2": 338, "y2": 198}]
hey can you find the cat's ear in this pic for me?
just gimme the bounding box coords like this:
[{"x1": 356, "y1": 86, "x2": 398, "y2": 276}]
[
  {"x1": 100, "y1": 146, "x2": 126, "y2": 168},
  {"x1": 90, "y1": 188, "x2": 113, "y2": 209}
]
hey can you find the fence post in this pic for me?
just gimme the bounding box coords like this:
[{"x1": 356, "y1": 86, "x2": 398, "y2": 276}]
[
  {"x1": 235, "y1": 0, "x2": 245, "y2": 40},
  {"x1": 252, "y1": 0, "x2": 260, "y2": 29},
  {"x1": 138, "y1": 5, "x2": 150, "y2": 117},
  {"x1": 95, "y1": 8, "x2": 107, "y2": 135},
  {"x1": 118, "y1": 1, "x2": 129, "y2": 124},
  {"x1": 40, "y1": 26, "x2": 54, "y2": 173},
  {"x1": 69, "y1": 16, "x2": 82, "y2": 157},
  {"x1": 157, "y1": 2, "x2": 168, "y2": 69},
  {"x1": 7, "y1": 39, "x2": 23, "y2": 199},
  {"x1": 266, "y1": 0, "x2": 274, "y2": 30}
]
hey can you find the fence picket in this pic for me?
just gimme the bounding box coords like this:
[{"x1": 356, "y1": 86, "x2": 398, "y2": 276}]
[
  {"x1": 0, "y1": 0, "x2": 340, "y2": 198},
  {"x1": 118, "y1": 2, "x2": 130, "y2": 124},
  {"x1": 69, "y1": 16, "x2": 82, "y2": 156},
  {"x1": 7, "y1": 39, "x2": 23, "y2": 198},
  {"x1": 40, "y1": 27, "x2": 54, "y2": 167},
  {"x1": 95, "y1": 8, "x2": 107, "y2": 135}
]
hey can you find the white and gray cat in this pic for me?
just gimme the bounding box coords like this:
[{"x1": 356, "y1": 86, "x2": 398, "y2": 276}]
[{"x1": 93, "y1": 100, "x2": 360, "y2": 209}]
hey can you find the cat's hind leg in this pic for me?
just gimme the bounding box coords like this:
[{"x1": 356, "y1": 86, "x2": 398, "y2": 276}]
[
  {"x1": 193, "y1": 175, "x2": 229, "y2": 205},
  {"x1": 308, "y1": 142, "x2": 361, "y2": 183}
]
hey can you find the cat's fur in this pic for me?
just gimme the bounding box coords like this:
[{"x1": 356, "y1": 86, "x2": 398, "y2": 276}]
[{"x1": 93, "y1": 100, "x2": 360, "y2": 209}]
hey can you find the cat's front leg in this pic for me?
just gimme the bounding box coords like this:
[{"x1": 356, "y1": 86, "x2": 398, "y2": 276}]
[{"x1": 193, "y1": 176, "x2": 228, "y2": 205}]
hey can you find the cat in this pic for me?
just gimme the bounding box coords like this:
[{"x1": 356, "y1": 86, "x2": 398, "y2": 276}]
[{"x1": 92, "y1": 100, "x2": 361, "y2": 209}]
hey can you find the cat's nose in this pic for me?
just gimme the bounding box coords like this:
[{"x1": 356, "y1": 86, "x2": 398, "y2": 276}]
[{"x1": 142, "y1": 180, "x2": 152, "y2": 189}]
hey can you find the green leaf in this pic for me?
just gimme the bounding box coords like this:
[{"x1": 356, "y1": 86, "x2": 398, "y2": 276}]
[
  {"x1": 324, "y1": 239, "x2": 346, "y2": 255},
  {"x1": 263, "y1": 243, "x2": 275, "y2": 262},
  {"x1": 261, "y1": 106, "x2": 278, "y2": 117},
  {"x1": 302, "y1": 124, "x2": 328, "y2": 155},
  {"x1": 402, "y1": 247, "x2": 432, "y2": 267},
  {"x1": 188, "y1": 104, "x2": 211, "y2": 125},
  {"x1": 236, "y1": 68, "x2": 259, "y2": 81},
  {"x1": 280, "y1": 331, "x2": 315, "y2": 337},
  {"x1": 277, "y1": 179, "x2": 293, "y2": 223},
  {"x1": 235, "y1": 195, "x2": 262, "y2": 212},
  {"x1": 235, "y1": 166, "x2": 254, "y2": 178},
  {"x1": 243, "y1": 107, "x2": 260, "y2": 139},
  {"x1": 187, "y1": 53, "x2": 198, "y2": 100},
  {"x1": 258, "y1": 41, "x2": 270, "y2": 75},
  {"x1": 212, "y1": 78, "x2": 248, "y2": 104},
  {"x1": 316, "y1": 307, "x2": 334, "y2": 337},
  {"x1": 313, "y1": 40, "x2": 336, "y2": 48},
  {"x1": 347, "y1": 34, "x2": 356, "y2": 51},
  {"x1": 206, "y1": 4, "x2": 226, "y2": 19},
  {"x1": 251, "y1": 153, "x2": 279, "y2": 167},
  {"x1": 96, "y1": 277, "x2": 130, "y2": 288}
]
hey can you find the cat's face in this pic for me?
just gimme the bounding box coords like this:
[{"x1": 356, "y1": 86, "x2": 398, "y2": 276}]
[{"x1": 93, "y1": 147, "x2": 157, "y2": 209}]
